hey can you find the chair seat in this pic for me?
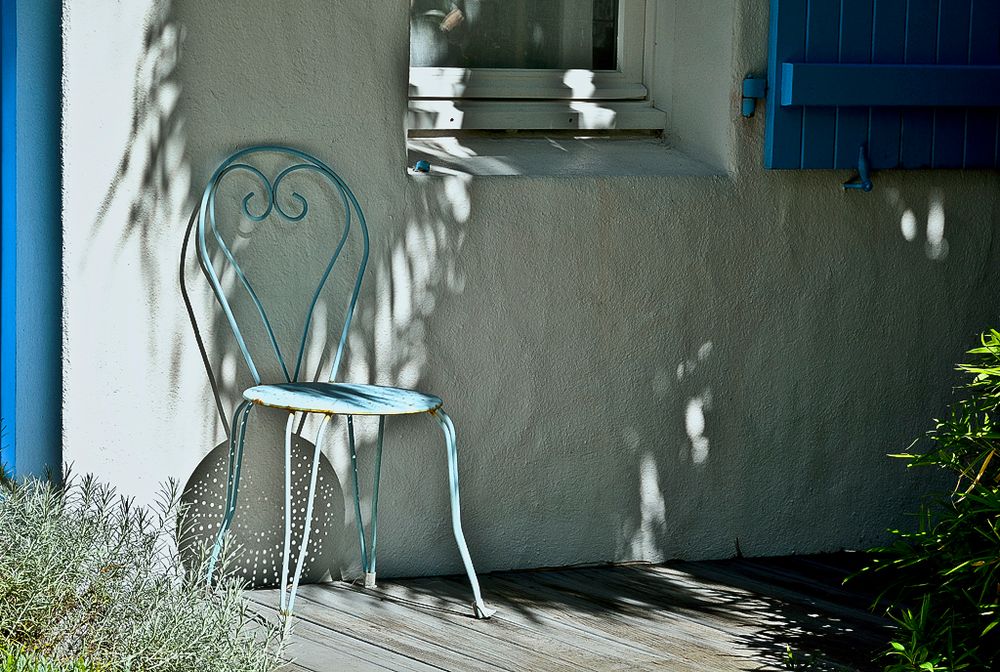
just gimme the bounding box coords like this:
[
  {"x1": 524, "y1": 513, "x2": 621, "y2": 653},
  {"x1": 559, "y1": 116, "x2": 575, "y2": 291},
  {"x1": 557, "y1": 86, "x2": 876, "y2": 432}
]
[{"x1": 243, "y1": 382, "x2": 443, "y2": 416}]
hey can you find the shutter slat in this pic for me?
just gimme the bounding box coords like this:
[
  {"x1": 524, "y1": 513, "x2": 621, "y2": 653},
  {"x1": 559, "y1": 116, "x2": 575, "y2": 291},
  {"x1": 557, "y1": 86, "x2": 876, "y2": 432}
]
[
  {"x1": 868, "y1": 0, "x2": 907, "y2": 169},
  {"x1": 931, "y1": 0, "x2": 972, "y2": 167},
  {"x1": 801, "y1": 0, "x2": 841, "y2": 167},
  {"x1": 899, "y1": 0, "x2": 937, "y2": 168},
  {"x1": 834, "y1": 0, "x2": 874, "y2": 169},
  {"x1": 965, "y1": 0, "x2": 1000, "y2": 168},
  {"x1": 765, "y1": 0, "x2": 809, "y2": 168}
]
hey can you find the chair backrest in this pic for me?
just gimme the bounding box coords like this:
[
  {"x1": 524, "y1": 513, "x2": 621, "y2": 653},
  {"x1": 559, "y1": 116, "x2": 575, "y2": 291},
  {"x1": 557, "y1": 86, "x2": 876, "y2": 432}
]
[{"x1": 196, "y1": 145, "x2": 369, "y2": 386}]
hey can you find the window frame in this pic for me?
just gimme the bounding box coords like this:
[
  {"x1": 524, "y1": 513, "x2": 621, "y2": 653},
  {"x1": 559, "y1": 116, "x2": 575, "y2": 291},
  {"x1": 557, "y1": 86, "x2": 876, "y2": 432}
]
[{"x1": 407, "y1": 0, "x2": 665, "y2": 131}]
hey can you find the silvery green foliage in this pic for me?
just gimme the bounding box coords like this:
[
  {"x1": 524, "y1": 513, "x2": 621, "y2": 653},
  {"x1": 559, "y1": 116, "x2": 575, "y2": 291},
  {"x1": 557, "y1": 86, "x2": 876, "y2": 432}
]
[{"x1": 0, "y1": 474, "x2": 282, "y2": 672}]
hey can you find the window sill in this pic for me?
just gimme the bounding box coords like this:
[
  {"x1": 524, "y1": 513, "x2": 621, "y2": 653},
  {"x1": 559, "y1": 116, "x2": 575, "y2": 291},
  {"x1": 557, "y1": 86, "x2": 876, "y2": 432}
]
[
  {"x1": 407, "y1": 100, "x2": 666, "y2": 131},
  {"x1": 405, "y1": 136, "x2": 724, "y2": 178}
]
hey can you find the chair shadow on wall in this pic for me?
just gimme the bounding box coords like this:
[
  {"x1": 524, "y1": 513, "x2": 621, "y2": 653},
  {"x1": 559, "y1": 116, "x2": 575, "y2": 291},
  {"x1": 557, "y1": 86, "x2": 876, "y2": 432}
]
[{"x1": 176, "y1": 208, "x2": 350, "y2": 588}]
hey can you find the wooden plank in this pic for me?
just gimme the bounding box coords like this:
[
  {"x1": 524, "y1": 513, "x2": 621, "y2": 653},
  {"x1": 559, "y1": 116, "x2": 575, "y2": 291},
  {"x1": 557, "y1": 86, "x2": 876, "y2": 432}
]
[
  {"x1": 582, "y1": 563, "x2": 884, "y2": 647},
  {"x1": 932, "y1": 0, "x2": 973, "y2": 167},
  {"x1": 485, "y1": 571, "x2": 757, "y2": 670},
  {"x1": 669, "y1": 562, "x2": 890, "y2": 633},
  {"x1": 899, "y1": 0, "x2": 938, "y2": 168},
  {"x1": 765, "y1": 552, "x2": 863, "y2": 575},
  {"x1": 525, "y1": 565, "x2": 886, "y2": 671},
  {"x1": 965, "y1": 0, "x2": 1000, "y2": 167},
  {"x1": 344, "y1": 574, "x2": 699, "y2": 671},
  {"x1": 869, "y1": 0, "x2": 907, "y2": 168},
  {"x1": 765, "y1": 0, "x2": 809, "y2": 168},
  {"x1": 294, "y1": 583, "x2": 598, "y2": 672},
  {"x1": 248, "y1": 559, "x2": 891, "y2": 672},
  {"x1": 544, "y1": 566, "x2": 775, "y2": 646},
  {"x1": 781, "y1": 63, "x2": 1000, "y2": 107},
  {"x1": 835, "y1": 0, "x2": 875, "y2": 169},
  {"x1": 482, "y1": 572, "x2": 734, "y2": 670},
  {"x1": 522, "y1": 567, "x2": 760, "y2": 639},
  {"x1": 435, "y1": 571, "x2": 747, "y2": 670},
  {"x1": 248, "y1": 594, "x2": 434, "y2": 672},
  {"x1": 574, "y1": 565, "x2": 884, "y2": 670},
  {"x1": 800, "y1": 0, "x2": 842, "y2": 167},
  {"x1": 276, "y1": 664, "x2": 315, "y2": 672},
  {"x1": 377, "y1": 575, "x2": 682, "y2": 670},
  {"x1": 705, "y1": 558, "x2": 878, "y2": 610},
  {"x1": 659, "y1": 563, "x2": 888, "y2": 670},
  {"x1": 262, "y1": 590, "x2": 499, "y2": 672}
]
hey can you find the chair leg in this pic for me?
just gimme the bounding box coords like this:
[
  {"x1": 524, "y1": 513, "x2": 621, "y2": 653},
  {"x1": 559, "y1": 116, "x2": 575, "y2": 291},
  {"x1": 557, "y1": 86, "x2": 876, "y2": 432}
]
[
  {"x1": 347, "y1": 415, "x2": 369, "y2": 578},
  {"x1": 348, "y1": 415, "x2": 385, "y2": 589},
  {"x1": 366, "y1": 415, "x2": 385, "y2": 588},
  {"x1": 206, "y1": 399, "x2": 253, "y2": 586},
  {"x1": 432, "y1": 408, "x2": 495, "y2": 619},
  {"x1": 279, "y1": 412, "x2": 296, "y2": 613},
  {"x1": 285, "y1": 413, "x2": 332, "y2": 618}
]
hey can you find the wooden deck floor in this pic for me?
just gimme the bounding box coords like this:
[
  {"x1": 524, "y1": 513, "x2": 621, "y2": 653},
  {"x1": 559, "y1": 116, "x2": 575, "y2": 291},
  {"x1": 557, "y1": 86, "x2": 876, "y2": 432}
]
[{"x1": 251, "y1": 554, "x2": 891, "y2": 672}]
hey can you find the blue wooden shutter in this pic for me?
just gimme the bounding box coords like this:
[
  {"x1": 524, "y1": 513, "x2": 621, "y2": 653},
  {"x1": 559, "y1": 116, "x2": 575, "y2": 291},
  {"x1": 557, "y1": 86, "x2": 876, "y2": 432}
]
[{"x1": 764, "y1": 0, "x2": 1000, "y2": 170}]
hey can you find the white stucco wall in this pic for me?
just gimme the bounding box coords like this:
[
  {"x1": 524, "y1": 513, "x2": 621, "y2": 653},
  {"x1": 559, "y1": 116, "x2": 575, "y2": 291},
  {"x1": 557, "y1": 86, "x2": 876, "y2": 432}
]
[{"x1": 63, "y1": 0, "x2": 1000, "y2": 581}]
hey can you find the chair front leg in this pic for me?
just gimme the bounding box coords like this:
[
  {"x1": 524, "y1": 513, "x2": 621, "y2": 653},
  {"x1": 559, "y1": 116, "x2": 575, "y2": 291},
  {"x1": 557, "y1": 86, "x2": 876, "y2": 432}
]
[
  {"x1": 285, "y1": 413, "x2": 332, "y2": 619},
  {"x1": 206, "y1": 399, "x2": 253, "y2": 586},
  {"x1": 432, "y1": 408, "x2": 495, "y2": 619},
  {"x1": 280, "y1": 412, "x2": 296, "y2": 613}
]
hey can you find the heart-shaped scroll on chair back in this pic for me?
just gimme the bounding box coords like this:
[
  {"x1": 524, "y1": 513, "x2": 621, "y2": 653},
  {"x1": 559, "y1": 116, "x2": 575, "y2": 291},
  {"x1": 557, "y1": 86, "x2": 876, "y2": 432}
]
[{"x1": 196, "y1": 146, "x2": 369, "y2": 386}]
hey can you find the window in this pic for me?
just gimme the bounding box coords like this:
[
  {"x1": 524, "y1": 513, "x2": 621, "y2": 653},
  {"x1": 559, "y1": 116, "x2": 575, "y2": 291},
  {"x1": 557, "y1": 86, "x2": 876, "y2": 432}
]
[{"x1": 407, "y1": 0, "x2": 665, "y2": 132}]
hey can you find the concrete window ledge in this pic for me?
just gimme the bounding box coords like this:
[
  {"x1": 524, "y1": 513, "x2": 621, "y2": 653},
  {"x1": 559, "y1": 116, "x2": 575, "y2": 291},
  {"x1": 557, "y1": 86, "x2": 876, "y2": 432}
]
[{"x1": 406, "y1": 136, "x2": 724, "y2": 178}]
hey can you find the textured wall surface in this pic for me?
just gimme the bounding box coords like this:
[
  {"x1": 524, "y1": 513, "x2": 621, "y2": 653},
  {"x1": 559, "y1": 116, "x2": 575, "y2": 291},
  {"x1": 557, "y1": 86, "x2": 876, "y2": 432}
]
[{"x1": 63, "y1": 0, "x2": 1000, "y2": 581}]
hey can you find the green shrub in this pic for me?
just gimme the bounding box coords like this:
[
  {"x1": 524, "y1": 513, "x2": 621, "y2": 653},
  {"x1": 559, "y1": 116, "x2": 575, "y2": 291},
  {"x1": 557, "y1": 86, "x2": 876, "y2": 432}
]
[
  {"x1": 0, "y1": 474, "x2": 281, "y2": 672},
  {"x1": 861, "y1": 330, "x2": 1000, "y2": 671},
  {"x1": 0, "y1": 643, "x2": 103, "y2": 672}
]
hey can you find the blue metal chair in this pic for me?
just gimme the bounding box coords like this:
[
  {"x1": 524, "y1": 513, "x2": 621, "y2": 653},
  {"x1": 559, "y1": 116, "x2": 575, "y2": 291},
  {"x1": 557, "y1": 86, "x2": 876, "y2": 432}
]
[{"x1": 197, "y1": 145, "x2": 494, "y2": 620}]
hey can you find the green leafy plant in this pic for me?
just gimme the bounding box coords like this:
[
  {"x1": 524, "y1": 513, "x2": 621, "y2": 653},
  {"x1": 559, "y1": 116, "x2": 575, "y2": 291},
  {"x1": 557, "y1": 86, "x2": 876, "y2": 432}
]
[
  {"x1": 0, "y1": 643, "x2": 103, "y2": 672},
  {"x1": 782, "y1": 645, "x2": 855, "y2": 671},
  {"x1": 0, "y1": 473, "x2": 282, "y2": 671},
  {"x1": 859, "y1": 329, "x2": 1000, "y2": 671}
]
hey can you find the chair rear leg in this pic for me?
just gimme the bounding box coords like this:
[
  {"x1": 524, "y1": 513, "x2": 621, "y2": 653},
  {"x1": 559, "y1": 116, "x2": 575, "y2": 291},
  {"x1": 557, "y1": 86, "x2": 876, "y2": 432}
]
[
  {"x1": 366, "y1": 415, "x2": 385, "y2": 588},
  {"x1": 207, "y1": 399, "x2": 252, "y2": 586},
  {"x1": 348, "y1": 415, "x2": 370, "y2": 578},
  {"x1": 347, "y1": 415, "x2": 384, "y2": 589},
  {"x1": 432, "y1": 408, "x2": 496, "y2": 619}
]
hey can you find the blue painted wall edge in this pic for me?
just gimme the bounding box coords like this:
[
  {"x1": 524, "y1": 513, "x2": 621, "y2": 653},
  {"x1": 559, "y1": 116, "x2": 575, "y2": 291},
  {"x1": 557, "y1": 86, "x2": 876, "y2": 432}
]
[
  {"x1": 1, "y1": 0, "x2": 61, "y2": 478},
  {"x1": 1, "y1": 0, "x2": 17, "y2": 476}
]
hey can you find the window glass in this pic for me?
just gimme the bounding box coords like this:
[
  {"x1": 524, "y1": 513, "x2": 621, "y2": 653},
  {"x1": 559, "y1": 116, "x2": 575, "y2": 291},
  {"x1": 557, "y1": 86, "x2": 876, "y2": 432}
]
[{"x1": 410, "y1": 0, "x2": 619, "y2": 70}]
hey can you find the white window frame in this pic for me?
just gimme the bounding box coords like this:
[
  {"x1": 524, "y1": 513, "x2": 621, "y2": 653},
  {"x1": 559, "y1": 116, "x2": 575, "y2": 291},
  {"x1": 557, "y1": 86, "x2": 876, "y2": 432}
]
[{"x1": 408, "y1": 0, "x2": 665, "y2": 131}]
